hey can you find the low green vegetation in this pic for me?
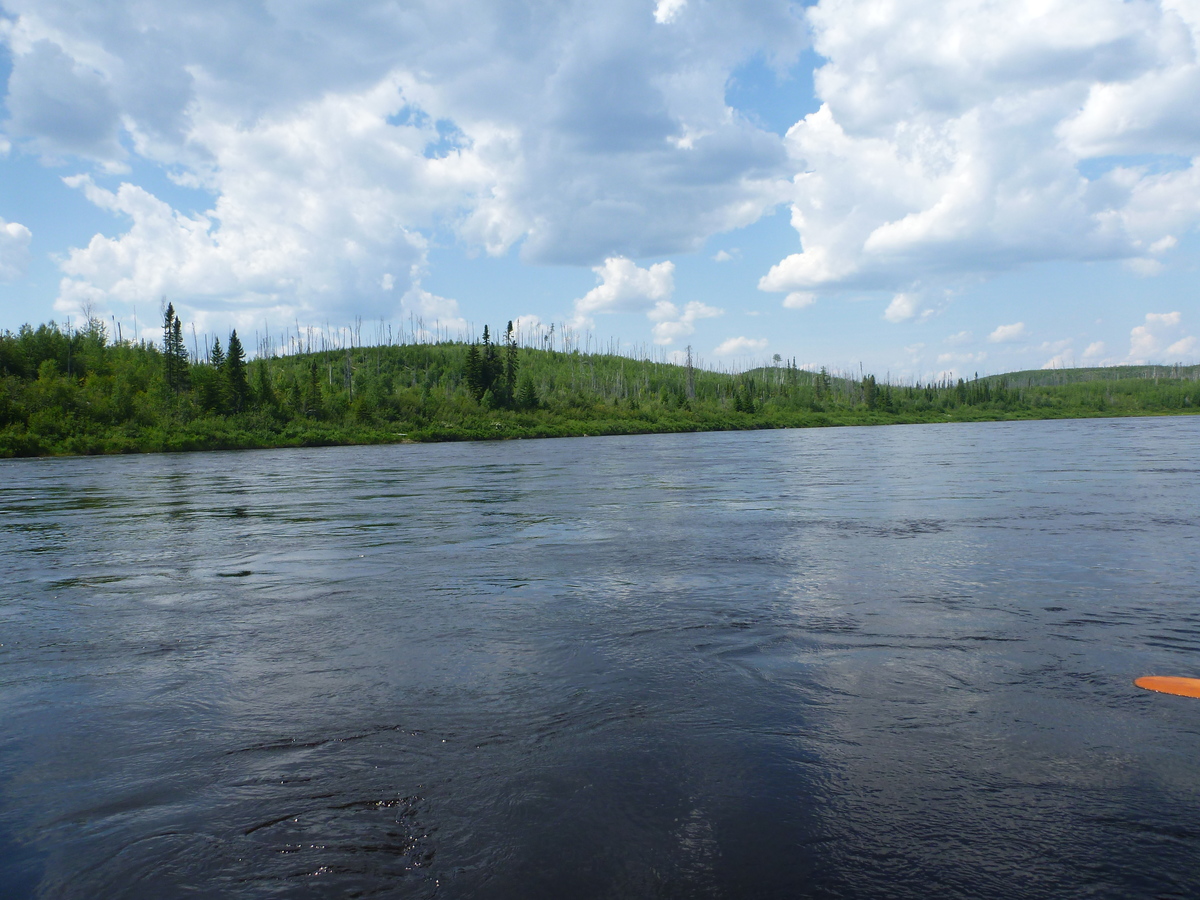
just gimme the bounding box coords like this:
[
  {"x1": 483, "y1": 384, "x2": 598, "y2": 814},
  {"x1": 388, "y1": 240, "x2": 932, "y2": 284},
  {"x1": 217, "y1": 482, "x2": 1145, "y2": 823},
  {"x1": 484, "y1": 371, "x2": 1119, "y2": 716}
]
[{"x1": 1, "y1": 312, "x2": 1197, "y2": 457}]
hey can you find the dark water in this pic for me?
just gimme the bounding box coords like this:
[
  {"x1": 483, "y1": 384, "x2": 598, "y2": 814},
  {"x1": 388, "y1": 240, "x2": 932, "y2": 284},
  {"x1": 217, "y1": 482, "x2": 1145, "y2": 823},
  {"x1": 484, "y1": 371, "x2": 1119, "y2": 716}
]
[{"x1": 2, "y1": 417, "x2": 1200, "y2": 898}]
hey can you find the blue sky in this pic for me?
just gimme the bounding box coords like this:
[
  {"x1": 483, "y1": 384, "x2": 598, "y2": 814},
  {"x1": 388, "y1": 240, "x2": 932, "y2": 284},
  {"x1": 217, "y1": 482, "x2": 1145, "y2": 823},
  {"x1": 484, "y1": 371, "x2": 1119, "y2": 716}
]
[{"x1": 0, "y1": 0, "x2": 1197, "y2": 378}]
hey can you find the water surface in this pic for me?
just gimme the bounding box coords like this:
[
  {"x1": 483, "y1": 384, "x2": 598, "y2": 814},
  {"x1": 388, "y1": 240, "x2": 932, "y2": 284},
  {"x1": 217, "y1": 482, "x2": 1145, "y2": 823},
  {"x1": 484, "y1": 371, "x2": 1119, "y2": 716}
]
[{"x1": 2, "y1": 417, "x2": 1199, "y2": 898}]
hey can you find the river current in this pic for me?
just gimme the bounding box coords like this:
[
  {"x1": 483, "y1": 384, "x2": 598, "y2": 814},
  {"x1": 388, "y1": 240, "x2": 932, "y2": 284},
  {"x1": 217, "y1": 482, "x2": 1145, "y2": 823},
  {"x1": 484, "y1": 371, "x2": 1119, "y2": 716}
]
[{"x1": 2, "y1": 417, "x2": 1199, "y2": 898}]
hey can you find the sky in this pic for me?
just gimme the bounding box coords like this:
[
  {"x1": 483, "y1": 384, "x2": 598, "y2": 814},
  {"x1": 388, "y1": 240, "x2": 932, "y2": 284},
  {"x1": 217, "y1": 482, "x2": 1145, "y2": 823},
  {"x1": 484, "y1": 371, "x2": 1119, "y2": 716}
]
[{"x1": 0, "y1": 0, "x2": 1198, "y2": 380}]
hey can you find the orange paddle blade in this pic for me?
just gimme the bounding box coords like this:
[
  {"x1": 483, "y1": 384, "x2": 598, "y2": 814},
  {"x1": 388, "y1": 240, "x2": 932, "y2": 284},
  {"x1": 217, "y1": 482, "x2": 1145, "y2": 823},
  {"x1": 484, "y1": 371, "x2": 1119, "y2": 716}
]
[{"x1": 1135, "y1": 676, "x2": 1200, "y2": 698}]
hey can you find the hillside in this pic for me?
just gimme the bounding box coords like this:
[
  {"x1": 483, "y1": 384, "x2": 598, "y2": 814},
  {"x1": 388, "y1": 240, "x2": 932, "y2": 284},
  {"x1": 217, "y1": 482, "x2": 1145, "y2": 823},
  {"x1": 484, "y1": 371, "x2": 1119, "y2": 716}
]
[{"x1": 1, "y1": 317, "x2": 1197, "y2": 457}]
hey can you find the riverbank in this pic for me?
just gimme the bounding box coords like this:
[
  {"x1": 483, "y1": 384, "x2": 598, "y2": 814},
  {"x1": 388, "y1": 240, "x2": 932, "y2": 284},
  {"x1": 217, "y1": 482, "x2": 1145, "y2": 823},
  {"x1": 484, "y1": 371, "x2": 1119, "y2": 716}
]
[{"x1": 2, "y1": 319, "x2": 1197, "y2": 457}]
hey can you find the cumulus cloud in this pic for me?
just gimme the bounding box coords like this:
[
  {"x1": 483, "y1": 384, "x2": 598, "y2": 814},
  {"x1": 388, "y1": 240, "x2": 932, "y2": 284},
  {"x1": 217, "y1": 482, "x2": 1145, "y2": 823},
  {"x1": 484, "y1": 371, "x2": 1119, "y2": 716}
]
[
  {"x1": 649, "y1": 299, "x2": 722, "y2": 345},
  {"x1": 51, "y1": 70, "x2": 522, "y2": 327},
  {"x1": 714, "y1": 335, "x2": 768, "y2": 356},
  {"x1": 883, "y1": 292, "x2": 919, "y2": 323},
  {"x1": 654, "y1": 0, "x2": 688, "y2": 26},
  {"x1": 399, "y1": 285, "x2": 469, "y2": 340},
  {"x1": 0, "y1": 0, "x2": 806, "y2": 327},
  {"x1": 9, "y1": 0, "x2": 1200, "y2": 344},
  {"x1": 1128, "y1": 311, "x2": 1196, "y2": 362},
  {"x1": 988, "y1": 322, "x2": 1027, "y2": 343},
  {"x1": 759, "y1": 0, "x2": 1200, "y2": 301},
  {"x1": 574, "y1": 257, "x2": 676, "y2": 320},
  {"x1": 570, "y1": 256, "x2": 717, "y2": 344},
  {"x1": 0, "y1": 218, "x2": 33, "y2": 281},
  {"x1": 55, "y1": 91, "x2": 438, "y2": 326},
  {"x1": 783, "y1": 291, "x2": 815, "y2": 309}
]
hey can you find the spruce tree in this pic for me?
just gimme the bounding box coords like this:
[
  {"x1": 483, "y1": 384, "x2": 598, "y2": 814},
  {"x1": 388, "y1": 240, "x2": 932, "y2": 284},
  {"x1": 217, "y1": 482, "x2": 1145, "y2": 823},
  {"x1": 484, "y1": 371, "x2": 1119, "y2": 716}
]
[
  {"x1": 171, "y1": 317, "x2": 189, "y2": 390},
  {"x1": 253, "y1": 359, "x2": 276, "y2": 409},
  {"x1": 503, "y1": 320, "x2": 518, "y2": 405},
  {"x1": 224, "y1": 329, "x2": 249, "y2": 411},
  {"x1": 304, "y1": 360, "x2": 322, "y2": 417},
  {"x1": 465, "y1": 342, "x2": 484, "y2": 401},
  {"x1": 481, "y1": 325, "x2": 501, "y2": 397},
  {"x1": 161, "y1": 303, "x2": 189, "y2": 391},
  {"x1": 516, "y1": 371, "x2": 538, "y2": 410}
]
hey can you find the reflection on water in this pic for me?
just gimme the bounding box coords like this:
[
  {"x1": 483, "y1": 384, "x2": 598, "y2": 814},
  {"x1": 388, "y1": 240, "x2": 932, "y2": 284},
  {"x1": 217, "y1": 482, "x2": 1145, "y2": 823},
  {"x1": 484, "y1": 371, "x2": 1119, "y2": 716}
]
[{"x1": 2, "y1": 417, "x2": 1200, "y2": 898}]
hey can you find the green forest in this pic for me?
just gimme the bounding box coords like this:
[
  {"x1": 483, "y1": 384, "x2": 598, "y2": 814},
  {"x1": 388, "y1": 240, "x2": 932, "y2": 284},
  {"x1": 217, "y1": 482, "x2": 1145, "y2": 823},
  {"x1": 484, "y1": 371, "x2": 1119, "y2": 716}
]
[{"x1": 1, "y1": 310, "x2": 1198, "y2": 457}]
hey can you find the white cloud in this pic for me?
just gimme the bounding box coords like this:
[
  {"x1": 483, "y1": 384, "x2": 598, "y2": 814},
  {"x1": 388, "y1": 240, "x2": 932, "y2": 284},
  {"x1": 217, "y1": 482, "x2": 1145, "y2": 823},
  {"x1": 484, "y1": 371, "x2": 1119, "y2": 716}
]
[
  {"x1": 988, "y1": 322, "x2": 1027, "y2": 343},
  {"x1": 52, "y1": 71, "x2": 503, "y2": 327},
  {"x1": 1082, "y1": 341, "x2": 1107, "y2": 361},
  {"x1": 758, "y1": 0, "x2": 1200, "y2": 301},
  {"x1": 714, "y1": 335, "x2": 768, "y2": 356},
  {"x1": 1147, "y1": 311, "x2": 1181, "y2": 327},
  {"x1": 574, "y1": 257, "x2": 675, "y2": 320},
  {"x1": 713, "y1": 249, "x2": 734, "y2": 262},
  {"x1": 1166, "y1": 336, "x2": 1199, "y2": 357},
  {"x1": 570, "y1": 256, "x2": 719, "y2": 344},
  {"x1": 654, "y1": 0, "x2": 688, "y2": 26},
  {"x1": 0, "y1": 0, "x2": 809, "y2": 331},
  {"x1": 9, "y1": 0, "x2": 1200, "y2": 346},
  {"x1": 883, "y1": 292, "x2": 919, "y2": 323},
  {"x1": 650, "y1": 299, "x2": 722, "y2": 345},
  {"x1": 0, "y1": 218, "x2": 33, "y2": 281},
  {"x1": 783, "y1": 291, "x2": 816, "y2": 309},
  {"x1": 1128, "y1": 311, "x2": 1196, "y2": 362}
]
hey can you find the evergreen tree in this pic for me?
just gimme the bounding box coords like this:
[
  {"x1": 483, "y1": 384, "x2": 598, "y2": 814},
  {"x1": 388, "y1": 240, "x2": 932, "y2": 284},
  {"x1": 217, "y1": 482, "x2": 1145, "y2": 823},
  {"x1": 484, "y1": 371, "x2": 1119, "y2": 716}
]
[
  {"x1": 862, "y1": 374, "x2": 878, "y2": 409},
  {"x1": 210, "y1": 336, "x2": 225, "y2": 368},
  {"x1": 465, "y1": 342, "x2": 485, "y2": 401},
  {"x1": 464, "y1": 325, "x2": 509, "y2": 404},
  {"x1": 503, "y1": 320, "x2": 519, "y2": 405},
  {"x1": 224, "y1": 330, "x2": 249, "y2": 411},
  {"x1": 254, "y1": 359, "x2": 276, "y2": 409},
  {"x1": 516, "y1": 371, "x2": 538, "y2": 409},
  {"x1": 481, "y1": 325, "x2": 501, "y2": 398},
  {"x1": 304, "y1": 360, "x2": 323, "y2": 417},
  {"x1": 172, "y1": 317, "x2": 189, "y2": 390},
  {"x1": 161, "y1": 303, "x2": 189, "y2": 391}
]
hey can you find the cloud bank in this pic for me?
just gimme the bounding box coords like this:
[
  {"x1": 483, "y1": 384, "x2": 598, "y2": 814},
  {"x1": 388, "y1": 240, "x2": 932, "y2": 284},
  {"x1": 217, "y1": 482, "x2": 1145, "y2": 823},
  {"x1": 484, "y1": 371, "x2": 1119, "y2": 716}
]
[
  {"x1": 761, "y1": 0, "x2": 1200, "y2": 307},
  {"x1": 1, "y1": 0, "x2": 1197, "y2": 357},
  {"x1": 0, "y1": 0, "x2": 804, "y2": 330}
]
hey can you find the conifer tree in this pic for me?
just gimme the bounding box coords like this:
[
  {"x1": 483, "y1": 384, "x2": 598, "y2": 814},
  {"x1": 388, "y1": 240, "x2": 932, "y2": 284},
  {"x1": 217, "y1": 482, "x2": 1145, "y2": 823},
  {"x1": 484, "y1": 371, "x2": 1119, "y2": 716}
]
[
  {"x1": 503, "y1": 320, "x2": 518, "y2": 405},
  {"x1": 210, "y1": 336, "x2": 225, "y2": 368},
  {"x1": 161, "y1": 303, "x2": 189, "y2": 391},
  {"x1": 304, "y1": 360, "x2": 323, "y2": 417},
  {"x1": 516, "y1": 371, "x2": 538, "y2": 410},
  {"x1": 254, "y1": 359, "x2": 276, "y2": 409},
  {"x1": 172, "y1": 317, "x2": 189, "y2": 389},
  {"x1": 465, "y1": 342, "x2": 484, "y2": 401},
  {"x1": 481, "y1": 325, "x2": 501, "y2": 397},
  {"x1": 224, "y1": 329, "x2": 249, "y2": 411}
]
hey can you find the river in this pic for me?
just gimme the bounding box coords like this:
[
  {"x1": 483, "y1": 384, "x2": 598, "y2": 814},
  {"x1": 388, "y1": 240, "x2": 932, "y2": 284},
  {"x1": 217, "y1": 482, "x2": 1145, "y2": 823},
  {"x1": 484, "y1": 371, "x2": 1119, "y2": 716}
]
[{"x1": 2, "y1": 417, "x2": 1199, "y2": 898}]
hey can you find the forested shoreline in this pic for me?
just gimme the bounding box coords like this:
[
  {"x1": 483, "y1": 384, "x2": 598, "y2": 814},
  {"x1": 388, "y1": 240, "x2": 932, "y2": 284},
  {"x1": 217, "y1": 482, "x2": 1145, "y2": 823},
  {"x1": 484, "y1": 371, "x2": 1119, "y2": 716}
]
[{"x1": 1, "y1": 313, "x2": 1197, "y2": 458}]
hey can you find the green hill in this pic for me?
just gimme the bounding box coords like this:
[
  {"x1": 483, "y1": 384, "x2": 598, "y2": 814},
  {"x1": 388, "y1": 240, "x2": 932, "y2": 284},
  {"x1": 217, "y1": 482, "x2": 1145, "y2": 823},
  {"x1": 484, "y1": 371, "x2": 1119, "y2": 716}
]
[{"x1": 1, "y1": 316, "x2": 1197, "y2": 457}]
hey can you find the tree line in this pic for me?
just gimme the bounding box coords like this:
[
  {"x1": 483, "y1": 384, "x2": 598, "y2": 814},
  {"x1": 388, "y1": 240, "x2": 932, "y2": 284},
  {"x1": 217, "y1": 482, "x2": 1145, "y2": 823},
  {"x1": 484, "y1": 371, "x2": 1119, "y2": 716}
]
[{"x1": 0, "y1": 310, "x2": 1197, "y2": 457}]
